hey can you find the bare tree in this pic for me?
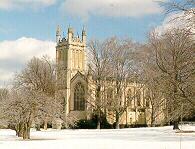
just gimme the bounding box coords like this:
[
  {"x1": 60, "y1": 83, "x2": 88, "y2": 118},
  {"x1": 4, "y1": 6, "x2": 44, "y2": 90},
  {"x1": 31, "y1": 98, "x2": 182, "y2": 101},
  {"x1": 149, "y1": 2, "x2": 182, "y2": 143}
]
[
  {"x1": 135, "y1": 44, "x2": 167, "y2": 126},
  {"x1": 0, "y1": 88, "x2": 9, "y2": 127},
  {"x1": 149, "y1": 28, "x2": 195, "y2": 129},
  {"x1": 145, "y1": 83, "x2": 166, "y2": 126},
  {"x1": 14, "y1": 56, "x2": 61, "y2": 130},
  {"x1": 162, "y1": 0, "x2": 195, "y2": 14},
  {"x1": 87, "y1": 39, "x2": 111, "y2": 129},
  {"x1": 2, "y1": 88, "x2": 37, "y2": 139},
  {"x1": 0, "y1": 56, "x2": 63, "y2": 139},
  {"x1": 104, "y1": 37, "x2": 137, "y2": 129},
  {"x1": 161, "y1": 0, "x2": 195, "y2": 30}
]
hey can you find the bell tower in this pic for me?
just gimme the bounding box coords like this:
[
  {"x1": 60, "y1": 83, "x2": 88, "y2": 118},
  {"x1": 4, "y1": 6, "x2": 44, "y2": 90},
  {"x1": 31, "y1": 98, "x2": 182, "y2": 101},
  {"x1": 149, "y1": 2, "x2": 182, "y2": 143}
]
[
  {"x1": 56, "y1": 26, "x2": 86, "y2": 76},
  {"x1": 56, "y1": 26, "x2": 87, "y2": 114}
]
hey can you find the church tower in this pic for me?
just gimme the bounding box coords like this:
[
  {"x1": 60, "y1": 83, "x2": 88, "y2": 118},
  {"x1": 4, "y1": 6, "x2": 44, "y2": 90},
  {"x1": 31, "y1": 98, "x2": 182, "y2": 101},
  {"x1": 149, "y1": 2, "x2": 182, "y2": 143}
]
[
  {"x1": 56, "y1": 26, "x2": 87, "y2": 117},
  {"x1": 56, "y1": 26, "x2": 86, "y2": 76}
]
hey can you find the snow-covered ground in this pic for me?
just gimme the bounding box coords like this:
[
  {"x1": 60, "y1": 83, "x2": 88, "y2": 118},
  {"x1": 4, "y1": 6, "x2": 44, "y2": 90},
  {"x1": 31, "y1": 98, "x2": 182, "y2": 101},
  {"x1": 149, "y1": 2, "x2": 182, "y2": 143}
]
[{"x1": 0, "y1": 125, "x2": 195, "y2": 149}]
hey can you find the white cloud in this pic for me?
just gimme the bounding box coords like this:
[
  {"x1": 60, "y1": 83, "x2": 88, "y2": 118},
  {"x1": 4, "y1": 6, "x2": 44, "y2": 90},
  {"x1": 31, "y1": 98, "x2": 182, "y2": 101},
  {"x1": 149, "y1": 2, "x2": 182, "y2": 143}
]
[
  {"x1": 0, "y1": 69, "x2": 13, "y2": 82},
  {"x1": 61, "y1": 0, "x2": 165, "y2": 20},
  {"x1": 0, "y1": 0, "x2": 57, "y2": 10},
  {"x1": 155, "y1": 13, "x2": 183, "y2": 35},
  {"x1": 0, "y1": 37, "x2": 56, "y2": 86},
  {"x1": 155, "y1": 12, "x2": 195, "y2": 35}
]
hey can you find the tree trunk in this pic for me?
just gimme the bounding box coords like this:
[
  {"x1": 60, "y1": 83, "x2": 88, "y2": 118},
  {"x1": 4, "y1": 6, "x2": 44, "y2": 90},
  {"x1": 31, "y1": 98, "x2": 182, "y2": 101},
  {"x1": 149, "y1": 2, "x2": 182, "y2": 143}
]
[
  {"x1": 16, "y1": 130, "x2": 19, "y2": 137},
  {"x1": 96, "y1": 85, "x2": 101, "y2": 129},
  {"x1": 173, "y1": 121, "x2": 179, "y2": 130},
  {"x1": 97, "y1": 120, "x2": 101, "y2": 129},
  {"x1": 23, "y1": 123, "x2": 27, "y2": 139},
  {"x1": 18, "y1": 122, "x2": 24, "y2": 137},
  {"x1": 97, "y1": 110, "x2": 101, "y2": 129},
  {"x1": 44, "y1": 119, "x2": 48, "y2": 130},
  {"x1": 27, "y1": 125, "x2": 30, "y2": 139},
  {"x1": 22, "y1": 122, "x2": 30, "y2": 139},
  {"x1": 115, "y1": 111, "x2": 120, "y2": 129},
  {"x1": 35, "y1": 124, "x2": 41, "y2": 131},
  {"x1": 172, "y1": 69, "x2": 180, "y2": 130},
  {"x1": 15, "y1": 124, "x2": 19, "y2": 136},
  {"x1": 151, "y1": 105, "x2": 155, "y2": 127}
]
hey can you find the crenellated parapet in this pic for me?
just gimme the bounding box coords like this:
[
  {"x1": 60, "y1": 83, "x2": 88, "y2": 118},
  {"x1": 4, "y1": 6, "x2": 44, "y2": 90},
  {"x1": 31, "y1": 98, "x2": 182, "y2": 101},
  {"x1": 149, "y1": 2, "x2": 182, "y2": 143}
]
[{"x1": 56, "y1": 26, "x2": 86, "y2": 47}]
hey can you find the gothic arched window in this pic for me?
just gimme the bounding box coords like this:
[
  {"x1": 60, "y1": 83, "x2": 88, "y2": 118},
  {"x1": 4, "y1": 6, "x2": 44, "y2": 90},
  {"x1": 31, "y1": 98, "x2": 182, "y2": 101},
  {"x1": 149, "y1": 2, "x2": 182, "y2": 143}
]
[
  {"x1": 136, "y1": 90, "x2": 141, "y2": 106},
  {"x1": 74, "y1": 82, "x2": 85, "y2": 111},
  {"x1": 107, "y1": 88, "x2": 114, "y2": 108},
  {"x1": 107, "y1": 88, "x2": 114, "y2": 100},
  {"x1": 127, "y1": 89, "x2": 132, "y2": 107},
  {"x1": 145, "y1": 91, "x2": 150, "y2": 107}
]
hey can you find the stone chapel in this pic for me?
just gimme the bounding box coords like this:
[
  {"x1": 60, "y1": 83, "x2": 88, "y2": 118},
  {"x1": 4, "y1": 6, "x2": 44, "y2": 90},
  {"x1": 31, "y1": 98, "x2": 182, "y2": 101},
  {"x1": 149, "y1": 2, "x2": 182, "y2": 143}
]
[{"x1": 55, "y1": 26, "x2": 165, "y2": 127}]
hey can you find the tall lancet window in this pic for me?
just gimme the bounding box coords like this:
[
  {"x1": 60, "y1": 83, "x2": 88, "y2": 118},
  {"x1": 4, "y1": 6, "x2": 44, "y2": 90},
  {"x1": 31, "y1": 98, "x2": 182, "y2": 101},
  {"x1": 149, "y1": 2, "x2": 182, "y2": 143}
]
[
  {"x1": 136, "y1": 90, "x2": 141, "y2": 107},
  {"x1": 74, "y1": 82, "x2": 85, "y2": 111},
  {"x1": 127, "y1": 89, "x2": 132, "y2": 107}
]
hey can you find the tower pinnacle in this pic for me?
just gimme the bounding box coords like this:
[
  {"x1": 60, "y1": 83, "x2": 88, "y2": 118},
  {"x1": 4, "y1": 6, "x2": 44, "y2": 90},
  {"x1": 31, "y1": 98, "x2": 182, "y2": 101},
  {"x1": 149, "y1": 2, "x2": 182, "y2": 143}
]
[
  {"x1": 56, "y1": 25, "x2": 61, "y2": 44},
  {"x1": 82, "y1": 26, "x2": 86, "y2": 43}
]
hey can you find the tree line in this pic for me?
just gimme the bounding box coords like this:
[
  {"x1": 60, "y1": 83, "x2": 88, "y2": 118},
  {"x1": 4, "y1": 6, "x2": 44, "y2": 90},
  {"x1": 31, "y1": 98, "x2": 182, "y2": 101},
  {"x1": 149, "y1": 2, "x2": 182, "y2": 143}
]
[{"x1": 0, "y1": 0, "x2": 194, "y2": 139}]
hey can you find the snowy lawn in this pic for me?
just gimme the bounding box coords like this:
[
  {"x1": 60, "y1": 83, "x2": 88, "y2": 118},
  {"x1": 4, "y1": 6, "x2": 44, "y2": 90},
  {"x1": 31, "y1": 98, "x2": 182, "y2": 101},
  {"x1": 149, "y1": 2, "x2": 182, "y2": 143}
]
[{"x1": 0, "y1": 125, "x2": 195, "y2": 149}]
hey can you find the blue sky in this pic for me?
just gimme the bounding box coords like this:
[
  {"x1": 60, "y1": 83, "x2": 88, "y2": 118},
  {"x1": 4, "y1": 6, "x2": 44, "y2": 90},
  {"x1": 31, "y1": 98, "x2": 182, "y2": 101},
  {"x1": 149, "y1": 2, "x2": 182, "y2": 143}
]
[
  {"x1": 0, "y1": 0, "x2": 172, "y2": 86},
  {"x1": 0, "y1": 0, "x2": 166, "y2": 42}
]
